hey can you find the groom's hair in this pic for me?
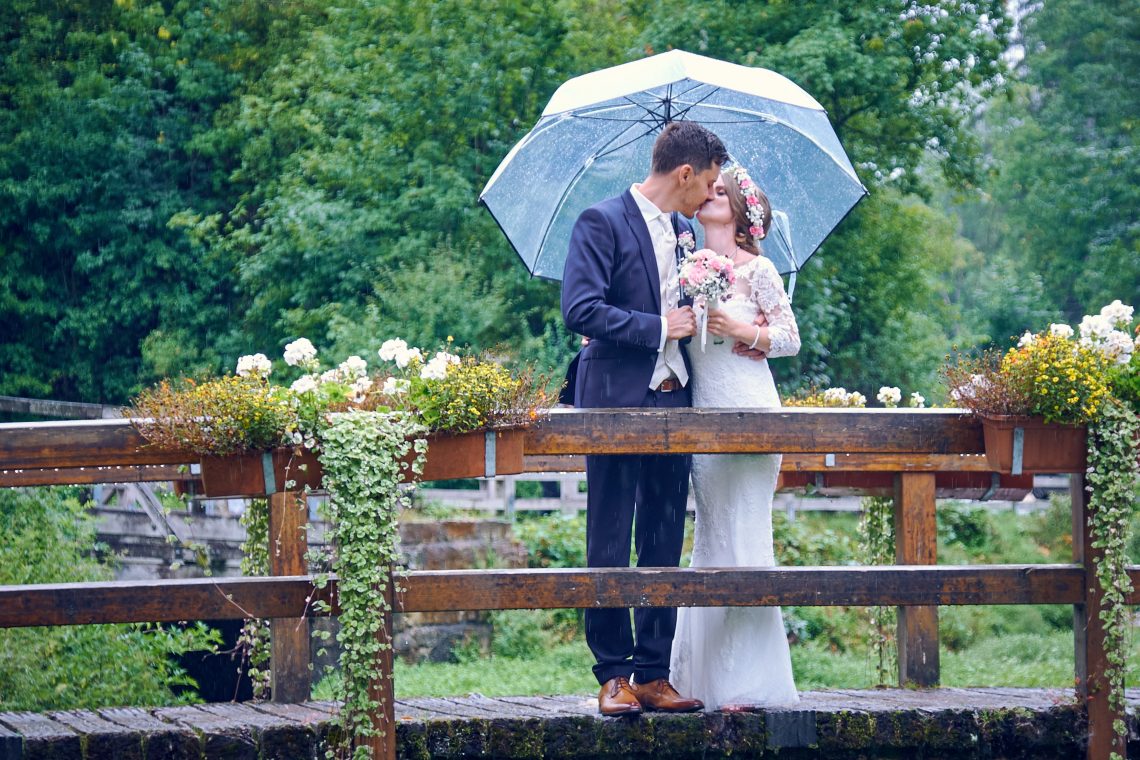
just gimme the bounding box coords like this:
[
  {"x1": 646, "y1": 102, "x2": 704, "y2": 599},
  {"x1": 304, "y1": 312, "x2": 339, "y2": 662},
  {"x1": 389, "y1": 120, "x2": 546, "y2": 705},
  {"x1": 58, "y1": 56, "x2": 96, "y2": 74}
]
[{"x1": 651, "y1": 121, "x2": 728, "y2": 174}]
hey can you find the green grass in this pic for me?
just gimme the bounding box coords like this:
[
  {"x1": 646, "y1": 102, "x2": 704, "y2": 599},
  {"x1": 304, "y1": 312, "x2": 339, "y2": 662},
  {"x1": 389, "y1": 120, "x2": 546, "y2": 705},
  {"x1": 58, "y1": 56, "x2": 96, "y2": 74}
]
[
  {"x1": 310, "y1": 499, "x2": 1140, "y2": 701},
  {"x1": 312, "y1": 626, "x2": 1140, "y2": 700}
]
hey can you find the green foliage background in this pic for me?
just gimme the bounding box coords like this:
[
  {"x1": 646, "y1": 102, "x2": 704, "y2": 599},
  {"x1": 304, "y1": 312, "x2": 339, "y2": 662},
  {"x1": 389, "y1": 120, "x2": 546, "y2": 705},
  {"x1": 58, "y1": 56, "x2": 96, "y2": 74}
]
[
  {"x1": 0, "y1": 488, "x2": 220, "y2": 710},
  {"x1": 0, "y1": 0, "x2": 1135, "y2": 403}
]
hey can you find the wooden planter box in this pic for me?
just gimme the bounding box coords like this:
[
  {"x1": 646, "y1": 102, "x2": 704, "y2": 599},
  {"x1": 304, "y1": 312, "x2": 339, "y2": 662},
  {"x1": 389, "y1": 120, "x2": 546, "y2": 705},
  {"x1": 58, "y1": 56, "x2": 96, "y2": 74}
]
[
  {"x1": 980, "y1": 415, "x2": 1087, "y2": 475},
  {"x1": 196, "y1": 429, "x2": 527, "y2": 497},
  {"x1": 410, "y1": 428, "x2": 526, "y2": 483},
  {"x1": 199, "y1": 447, "x2": 323, "y2": 498}
]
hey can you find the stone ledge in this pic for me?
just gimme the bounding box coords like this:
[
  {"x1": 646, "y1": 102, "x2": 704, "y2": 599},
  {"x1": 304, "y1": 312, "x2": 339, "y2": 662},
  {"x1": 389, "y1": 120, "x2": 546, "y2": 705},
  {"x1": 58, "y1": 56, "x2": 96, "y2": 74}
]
[{"x1": 1, "y1": 688, "x2": 1136, "y2": 759}]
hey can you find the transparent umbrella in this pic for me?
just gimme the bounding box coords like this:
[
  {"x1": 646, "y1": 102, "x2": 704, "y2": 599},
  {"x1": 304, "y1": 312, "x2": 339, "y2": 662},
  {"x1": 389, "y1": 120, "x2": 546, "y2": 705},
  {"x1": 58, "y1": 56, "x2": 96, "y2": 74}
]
[{"x1": 480, "y1": 49, "x2": 867, "y2": 282}]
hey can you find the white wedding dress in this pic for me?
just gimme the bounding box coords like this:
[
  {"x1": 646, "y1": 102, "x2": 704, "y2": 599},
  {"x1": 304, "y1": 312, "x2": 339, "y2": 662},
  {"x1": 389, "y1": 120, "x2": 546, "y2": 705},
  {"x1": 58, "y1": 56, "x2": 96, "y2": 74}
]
[{"x1": 670, "y1": 254, "x2": 801, "y2": 710}]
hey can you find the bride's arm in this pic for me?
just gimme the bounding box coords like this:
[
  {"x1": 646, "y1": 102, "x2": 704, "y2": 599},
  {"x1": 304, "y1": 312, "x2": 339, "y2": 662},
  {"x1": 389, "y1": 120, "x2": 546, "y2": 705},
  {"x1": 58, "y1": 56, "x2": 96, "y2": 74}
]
[{"x1": 749, "y1": 260, "x2": 800, "y2": 358}]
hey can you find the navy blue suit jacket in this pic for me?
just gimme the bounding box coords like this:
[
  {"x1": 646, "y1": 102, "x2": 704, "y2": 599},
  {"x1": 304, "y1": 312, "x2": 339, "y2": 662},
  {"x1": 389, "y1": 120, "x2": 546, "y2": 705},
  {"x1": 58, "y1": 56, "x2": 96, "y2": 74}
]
[{"x1": 561, "y1": 190, "x2": 693, "y2": 408}]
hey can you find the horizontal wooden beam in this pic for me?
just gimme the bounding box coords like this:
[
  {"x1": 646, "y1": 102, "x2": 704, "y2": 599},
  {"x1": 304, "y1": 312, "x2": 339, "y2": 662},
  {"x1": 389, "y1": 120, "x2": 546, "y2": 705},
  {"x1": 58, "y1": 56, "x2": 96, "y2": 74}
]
[
  {"x1": 0, "y1": 464, "x2": 191, "y2": 487},
  {"x1": 0, "y1": 419, "x2": 192, "y2": 469},
  {"x1": 524, "y1": 452, "x2": 995, "y2": 474},
  {"x1": 525, "y1": 408, "x2": 985, "y2": 455},
  {"x1": 5, "y1": 565, "x2": 1137, "y2": 629},
  {"x1": 0, "y1": 409, "x2": 987, "y2": 473}
]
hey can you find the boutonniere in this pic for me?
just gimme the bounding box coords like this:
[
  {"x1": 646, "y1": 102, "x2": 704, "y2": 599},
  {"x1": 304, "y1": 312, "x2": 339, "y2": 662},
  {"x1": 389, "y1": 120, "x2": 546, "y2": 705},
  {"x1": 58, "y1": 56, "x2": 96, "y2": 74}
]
[{"x1": 677, "y1": 231, "x2": 696, "y2": 254}]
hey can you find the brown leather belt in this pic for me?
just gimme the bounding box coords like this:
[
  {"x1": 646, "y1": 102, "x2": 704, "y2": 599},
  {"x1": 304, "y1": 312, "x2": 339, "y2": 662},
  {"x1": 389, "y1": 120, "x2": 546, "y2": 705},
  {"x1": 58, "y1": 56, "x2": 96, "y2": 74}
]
[{"x1": 657, "y1": 377, "x2": 682, "y2": 392}]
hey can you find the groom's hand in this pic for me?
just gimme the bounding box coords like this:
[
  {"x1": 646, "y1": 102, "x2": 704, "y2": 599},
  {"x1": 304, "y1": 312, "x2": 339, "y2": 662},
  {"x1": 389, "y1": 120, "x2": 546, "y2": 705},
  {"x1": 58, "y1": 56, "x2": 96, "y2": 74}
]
[
  {"x1": 732, "y1": 312, "x2": 769, "y2": 361},
  {"x1": 666, "y1": 306, "x2": 697, "y2": 339}
]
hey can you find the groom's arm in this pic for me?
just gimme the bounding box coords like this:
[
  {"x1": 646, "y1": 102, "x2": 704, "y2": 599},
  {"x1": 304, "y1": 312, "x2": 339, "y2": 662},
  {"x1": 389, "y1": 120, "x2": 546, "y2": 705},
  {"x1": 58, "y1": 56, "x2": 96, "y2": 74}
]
[{"x1": 562, "y1": 207, "x2": 663, "y2": 350}]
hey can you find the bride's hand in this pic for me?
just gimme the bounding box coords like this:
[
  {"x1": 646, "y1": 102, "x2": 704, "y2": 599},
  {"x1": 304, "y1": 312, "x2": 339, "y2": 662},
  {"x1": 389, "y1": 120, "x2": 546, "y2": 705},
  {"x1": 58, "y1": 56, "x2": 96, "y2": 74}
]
[{"x1": 706, "y1": 308, "x2": 749, "y2": 341}]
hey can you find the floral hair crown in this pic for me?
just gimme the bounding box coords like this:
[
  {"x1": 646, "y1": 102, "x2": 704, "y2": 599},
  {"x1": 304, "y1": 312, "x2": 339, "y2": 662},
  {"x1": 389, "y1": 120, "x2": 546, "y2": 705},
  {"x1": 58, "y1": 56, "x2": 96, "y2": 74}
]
[{"x1": 729, "y1": 163, "x2": 766, "y2": 243}]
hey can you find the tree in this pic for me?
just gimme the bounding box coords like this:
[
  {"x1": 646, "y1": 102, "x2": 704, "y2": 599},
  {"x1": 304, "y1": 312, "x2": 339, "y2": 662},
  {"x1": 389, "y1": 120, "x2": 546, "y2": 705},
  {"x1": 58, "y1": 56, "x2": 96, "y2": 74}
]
[{"x1": 968, "y1": 0, "x2": 1140, "y2": 320}]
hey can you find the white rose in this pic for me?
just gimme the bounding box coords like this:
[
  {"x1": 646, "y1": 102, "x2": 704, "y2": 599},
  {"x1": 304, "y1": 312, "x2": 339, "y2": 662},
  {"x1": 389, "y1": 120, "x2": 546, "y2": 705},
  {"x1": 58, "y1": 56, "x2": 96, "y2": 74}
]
[
  {"x1": 236, "y1": 353, "x2": 272, "y2": 378},
  {"x1": 908, "y1": 392, "x2": 926, "y2": 408},
  {"x1": 1017, "y1": 331, "x2": 1036, "y2": 348},
  {"x1": 291, "y1": 375, "x2": 318, "y2": 394},
  {"x1": 284, "y1": 338, "x2": 317, "y2": 367},
  {"x1": 848, "y1": 391, "x2": 867, "y2": 408},
  {"x1": 1048, "y1": 323, "x2": 1074, "y2": 339}
]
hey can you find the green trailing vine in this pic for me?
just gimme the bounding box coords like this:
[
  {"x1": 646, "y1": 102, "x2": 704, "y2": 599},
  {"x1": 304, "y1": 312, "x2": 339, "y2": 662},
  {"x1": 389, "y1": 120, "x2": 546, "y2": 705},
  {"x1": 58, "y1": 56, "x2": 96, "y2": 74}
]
[
  {"x1": 238, "y1": 497, "x2": 272, "y2": 700},
  {"x1": 859, "y1": 495, "x2": 897, "y2": 685},
  {"x1": 312, "y1": 411, "x2": 426, "y2": 759},
  {"x1": 1084, "y1": 401, "x2": 1139, "y2": 759}
]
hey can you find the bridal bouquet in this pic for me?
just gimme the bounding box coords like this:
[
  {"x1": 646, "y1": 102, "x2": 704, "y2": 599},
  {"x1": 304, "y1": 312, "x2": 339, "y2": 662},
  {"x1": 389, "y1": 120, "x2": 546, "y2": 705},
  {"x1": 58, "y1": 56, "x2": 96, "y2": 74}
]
[{"x1": 679, "y1": 248, "x2": 736, "y2": 351}]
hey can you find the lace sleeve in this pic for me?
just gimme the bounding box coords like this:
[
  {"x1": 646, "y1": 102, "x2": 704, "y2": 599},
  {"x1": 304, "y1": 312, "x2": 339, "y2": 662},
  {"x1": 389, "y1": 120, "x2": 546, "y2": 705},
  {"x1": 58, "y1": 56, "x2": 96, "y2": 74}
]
[{"x1": 748, "y1": 258, "x2": 801, "y2": 358}]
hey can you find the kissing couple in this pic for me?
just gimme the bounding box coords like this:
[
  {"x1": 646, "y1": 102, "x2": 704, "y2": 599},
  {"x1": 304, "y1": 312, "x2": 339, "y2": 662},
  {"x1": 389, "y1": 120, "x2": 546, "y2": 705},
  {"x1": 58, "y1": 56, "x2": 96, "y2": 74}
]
[{"x1": 561, "y1": 121, "x2": 801, "y2": 715}]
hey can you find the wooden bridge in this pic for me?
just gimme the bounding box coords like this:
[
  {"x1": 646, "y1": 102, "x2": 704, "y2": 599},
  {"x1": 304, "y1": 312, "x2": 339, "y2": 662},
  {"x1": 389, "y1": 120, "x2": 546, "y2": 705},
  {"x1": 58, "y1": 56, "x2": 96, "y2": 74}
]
[{"x1": 0, "y1": 408, "x2": 1137, "y2": 759}]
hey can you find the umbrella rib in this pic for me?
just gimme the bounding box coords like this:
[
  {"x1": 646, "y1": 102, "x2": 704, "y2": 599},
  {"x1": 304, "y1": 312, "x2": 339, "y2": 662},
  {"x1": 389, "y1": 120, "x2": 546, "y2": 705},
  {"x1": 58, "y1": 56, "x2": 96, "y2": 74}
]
[
  {"x1": 671, "y1": 84, "x2": 721, "y2": 120},
  {"x1": 594, "y1": 124, "x2": 661, "y2": 160}
]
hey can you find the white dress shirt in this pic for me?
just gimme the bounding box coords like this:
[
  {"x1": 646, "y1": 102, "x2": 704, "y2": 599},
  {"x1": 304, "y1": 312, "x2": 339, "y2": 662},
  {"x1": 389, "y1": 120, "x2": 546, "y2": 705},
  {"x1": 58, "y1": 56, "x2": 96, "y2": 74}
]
[{"x1": 630, "y1": 184, "x2": 688, "y2": 389}]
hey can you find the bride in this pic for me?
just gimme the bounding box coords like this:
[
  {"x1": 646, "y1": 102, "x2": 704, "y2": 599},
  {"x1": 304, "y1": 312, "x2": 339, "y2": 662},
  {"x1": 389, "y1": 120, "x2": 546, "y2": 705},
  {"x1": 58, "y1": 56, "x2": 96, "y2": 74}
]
[{"x1": 669, "y1": 163, "x2": 801, "y2": 710}]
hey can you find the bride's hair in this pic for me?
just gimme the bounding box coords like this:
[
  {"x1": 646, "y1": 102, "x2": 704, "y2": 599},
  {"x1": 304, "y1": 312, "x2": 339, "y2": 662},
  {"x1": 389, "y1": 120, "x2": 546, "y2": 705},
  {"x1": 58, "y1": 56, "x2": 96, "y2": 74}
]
[{"x1": 723, "y1": 169, "x2": 772, "y2": 256}]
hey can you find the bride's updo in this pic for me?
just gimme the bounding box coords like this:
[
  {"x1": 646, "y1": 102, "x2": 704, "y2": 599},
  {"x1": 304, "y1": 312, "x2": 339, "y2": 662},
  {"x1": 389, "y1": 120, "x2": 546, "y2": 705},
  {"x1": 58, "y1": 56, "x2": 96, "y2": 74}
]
[{"x1": 723, "y1": 167, "x2": 772, "y2": 256}]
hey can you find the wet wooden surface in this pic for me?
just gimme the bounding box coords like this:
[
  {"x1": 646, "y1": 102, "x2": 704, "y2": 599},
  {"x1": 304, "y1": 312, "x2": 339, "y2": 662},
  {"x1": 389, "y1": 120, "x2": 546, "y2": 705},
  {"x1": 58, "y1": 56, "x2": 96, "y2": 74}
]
[
  {"x1": 0, "y1": 688, "x2": 1135, "y2": 759},
  {"x1": 9, "y1": 564, "x2": 1140, "y2": 628}
]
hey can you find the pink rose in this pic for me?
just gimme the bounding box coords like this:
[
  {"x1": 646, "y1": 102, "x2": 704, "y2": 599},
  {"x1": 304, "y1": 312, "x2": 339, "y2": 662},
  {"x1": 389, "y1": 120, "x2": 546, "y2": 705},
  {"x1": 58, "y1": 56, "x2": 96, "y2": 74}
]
[
  {"x1": 749, "y1": 225, "x2": 762, "y2": 238},
  {"x1": 746, "y1": 195, "x2": 760, "y2": 206}
]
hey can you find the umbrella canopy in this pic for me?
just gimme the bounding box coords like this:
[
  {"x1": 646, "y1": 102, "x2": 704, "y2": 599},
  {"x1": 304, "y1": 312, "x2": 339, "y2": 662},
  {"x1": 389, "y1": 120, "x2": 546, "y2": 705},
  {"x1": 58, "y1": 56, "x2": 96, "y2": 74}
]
[{"x1": 480, "y1": 50, "x2": 867, "y2": 280}]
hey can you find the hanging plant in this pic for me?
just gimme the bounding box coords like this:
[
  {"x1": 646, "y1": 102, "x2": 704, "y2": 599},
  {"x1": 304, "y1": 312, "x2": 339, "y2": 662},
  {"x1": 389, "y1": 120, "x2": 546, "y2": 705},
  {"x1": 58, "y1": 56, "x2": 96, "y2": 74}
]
[
  {"x1": 311, "y1": 410, "x2": 426, "y2": 759},
  {"x1": 1085, "y1": 401, "x2": 1139, "y2": 760},
  {"x1": 237, "y1": 498, "x2": 271, "y2": 699},
  {"x1": 859, "y1": 494, "x2": 897, "y2": 685}
]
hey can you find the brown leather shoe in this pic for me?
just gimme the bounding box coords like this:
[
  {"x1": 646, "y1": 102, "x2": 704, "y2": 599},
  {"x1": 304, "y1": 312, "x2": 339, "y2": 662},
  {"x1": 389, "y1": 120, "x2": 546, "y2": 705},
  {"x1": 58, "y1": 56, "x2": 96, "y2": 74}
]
[
  {"x1": 632, "y1": 678, "x2": 704, "y2": 713},
  {"x1": 598, "y1": 676, "x2": 642, "y2": 716}
]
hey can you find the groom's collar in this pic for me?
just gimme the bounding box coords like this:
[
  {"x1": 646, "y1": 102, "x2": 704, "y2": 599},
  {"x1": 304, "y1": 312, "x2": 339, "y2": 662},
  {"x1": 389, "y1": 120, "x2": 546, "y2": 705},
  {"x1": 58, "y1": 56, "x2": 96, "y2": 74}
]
[{"x1": 630, "y1": 183, "x2": 668, "y2": 225}]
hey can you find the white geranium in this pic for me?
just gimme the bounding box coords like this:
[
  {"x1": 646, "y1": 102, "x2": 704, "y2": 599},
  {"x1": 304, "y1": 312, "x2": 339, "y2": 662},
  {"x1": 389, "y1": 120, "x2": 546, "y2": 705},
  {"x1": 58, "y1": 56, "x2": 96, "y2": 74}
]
[
  {"x1": 339, "y1": 355, "x2": 368, "y2": 378},
  {"x1": 320, "y1": 369, "x2": 341, "y2": 384},
  {"x1": 876, "y1": 386, "x2": 902, "y2": 407},
  {"x1": 951, "y1": 374, "x2": 990, "y2": 403},
  {"x1": 284, "y1": 338, "x2": 318, "y2": 368},
  {"x1": 1079, "y1": 314, "x2": 1114, "y2": 342},
  {"x1": 236, "y1": 353, "x2": 272, "y2": 378},
  {"x1": 1103, "y1": 330, "x2": 1135, "y2": 365},
  {"x1": 378, "y1": 338, "x2": 423, "y2": 369},
  {"x1": 1048, "y1": 323, "x2": 1074, "y2": 339},
  {"x1": 291, "y1": 375, "x2": 318, "y2": 394},
  {"x1": 1017, "y1": 330, "x2": 1036, "y2": 348},
  {"x1": 1099, "y1": 299, "x2": 1133, "y2": 328},
  {"x1": 420, "y1": 356, "x2": 451, "y2": 381},
  {"x1": 908, "y1": 392, "x2": 926, "y2": 408},
  {"x1": 351, "y1": 375, "x2": 373, "y2": 401},
  {"x1": 847, "y1": 391, "x2": 867, "y2": 408},
  {"x1": 822, "y1": 387, "x2": 848, "y2": 405},
  {"x1": 381, "y1": 377, "x2": 408, "y2": 395}
]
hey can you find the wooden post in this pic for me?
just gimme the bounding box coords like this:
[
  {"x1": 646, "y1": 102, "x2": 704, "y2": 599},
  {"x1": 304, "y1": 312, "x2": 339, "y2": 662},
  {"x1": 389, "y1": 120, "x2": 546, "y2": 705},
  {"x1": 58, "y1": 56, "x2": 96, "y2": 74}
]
[
  {"x1": 268, "y1": 490, "x2": 311, "y2": 703},
  {"x1": 1071, "y1": 473, "x2": 1123, "y2": 759},
  {"x1": 364, "y1": 569, "x2": 396, "y2": 759},
  {"x1": 893, "y1": 472, "x2": 940, "y2": 687}
]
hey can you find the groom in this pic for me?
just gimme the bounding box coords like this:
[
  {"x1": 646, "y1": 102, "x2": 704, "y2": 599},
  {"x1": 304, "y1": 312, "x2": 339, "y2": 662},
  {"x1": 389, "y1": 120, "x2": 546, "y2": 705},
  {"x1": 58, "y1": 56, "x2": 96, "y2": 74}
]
[{"x1": 561, "y1": 121, "x2": 728, "y2": 716}]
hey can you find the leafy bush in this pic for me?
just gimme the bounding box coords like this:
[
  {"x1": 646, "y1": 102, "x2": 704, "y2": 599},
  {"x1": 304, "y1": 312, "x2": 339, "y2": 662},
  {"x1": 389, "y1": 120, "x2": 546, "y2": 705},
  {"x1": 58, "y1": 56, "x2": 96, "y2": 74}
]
[{"x1": 0, "y1": 488, "x2": 220, "y2": 710}]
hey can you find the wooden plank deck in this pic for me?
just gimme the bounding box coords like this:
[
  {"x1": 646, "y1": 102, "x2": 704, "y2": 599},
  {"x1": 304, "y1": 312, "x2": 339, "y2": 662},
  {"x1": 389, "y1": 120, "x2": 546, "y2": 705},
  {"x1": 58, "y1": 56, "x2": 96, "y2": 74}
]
[{"x1": 1, "y1": 688, "x2": 1136, "y2": 759}]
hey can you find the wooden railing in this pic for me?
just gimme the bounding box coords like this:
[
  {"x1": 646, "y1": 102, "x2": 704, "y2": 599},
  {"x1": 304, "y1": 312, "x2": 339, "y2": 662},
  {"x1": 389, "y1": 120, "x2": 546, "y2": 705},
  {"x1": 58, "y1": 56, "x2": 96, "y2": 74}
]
[{"x1": 0, "y1": 409, "x2": 1135, "y2": 760}]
